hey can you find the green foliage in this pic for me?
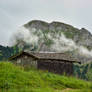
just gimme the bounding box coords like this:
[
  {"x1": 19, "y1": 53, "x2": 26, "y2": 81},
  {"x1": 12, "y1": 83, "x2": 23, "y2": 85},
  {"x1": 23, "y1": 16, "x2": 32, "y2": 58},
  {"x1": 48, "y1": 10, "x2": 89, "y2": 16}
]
[
  {"x1": 87, "y1": 69, "x2": 92, "y2": 81},
  {"x1": 0, "y1": 53, "x2": 2, "y2": 56},
  {"x1": 86, "y1": 63, "x2": 92, "y2": 81},
  {"x1": 0, "y1": 62, "x2": 91, "y2": 92},
  {"x1": 0, "y1": 45, "x2": 20, "y2": 61},
  {"x1": 73, "y1": 63, "x2": 92, "y2": 81}
]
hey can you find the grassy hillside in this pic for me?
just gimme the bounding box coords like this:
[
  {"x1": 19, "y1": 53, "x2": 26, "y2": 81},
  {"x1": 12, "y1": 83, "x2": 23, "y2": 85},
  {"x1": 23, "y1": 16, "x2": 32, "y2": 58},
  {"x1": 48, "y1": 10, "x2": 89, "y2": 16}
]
[{"x1": 0, "y1": 62, "x2": 92, "y2": 92}]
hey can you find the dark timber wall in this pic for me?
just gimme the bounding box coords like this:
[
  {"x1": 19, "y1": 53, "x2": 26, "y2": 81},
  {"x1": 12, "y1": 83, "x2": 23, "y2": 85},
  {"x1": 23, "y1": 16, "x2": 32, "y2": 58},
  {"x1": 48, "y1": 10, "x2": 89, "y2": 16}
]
[
  {"x1": 37, "y1": 59, "x2": 73, "y2": 75},
  {"x1": 10, "y1": 53, "x2": 74, "y2": 75}
]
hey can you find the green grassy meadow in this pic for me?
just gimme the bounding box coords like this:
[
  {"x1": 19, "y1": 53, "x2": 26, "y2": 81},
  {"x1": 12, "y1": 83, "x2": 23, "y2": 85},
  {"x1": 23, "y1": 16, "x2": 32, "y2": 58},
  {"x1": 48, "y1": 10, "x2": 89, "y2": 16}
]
[{"x1": 0, "y1": 62, "x2": 92, "y2": 92}]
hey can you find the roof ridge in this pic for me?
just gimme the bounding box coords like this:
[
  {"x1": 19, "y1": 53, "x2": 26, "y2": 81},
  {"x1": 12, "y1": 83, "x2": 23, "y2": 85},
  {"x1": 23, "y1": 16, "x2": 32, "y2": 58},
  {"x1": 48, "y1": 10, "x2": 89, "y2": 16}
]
[
  {"x1": 9, "y1": 50, "x2": 80, "y2": 63},
  {"x1": 24, "y1": 50, "x2": 69, "y2": 54}
]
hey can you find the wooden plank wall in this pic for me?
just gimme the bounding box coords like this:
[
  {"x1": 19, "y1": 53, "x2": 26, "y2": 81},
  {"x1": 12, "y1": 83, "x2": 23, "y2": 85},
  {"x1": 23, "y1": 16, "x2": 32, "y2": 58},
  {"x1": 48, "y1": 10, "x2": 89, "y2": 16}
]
[{"x1": 37, "y1": 59, "x2": 73, "y2": 75}]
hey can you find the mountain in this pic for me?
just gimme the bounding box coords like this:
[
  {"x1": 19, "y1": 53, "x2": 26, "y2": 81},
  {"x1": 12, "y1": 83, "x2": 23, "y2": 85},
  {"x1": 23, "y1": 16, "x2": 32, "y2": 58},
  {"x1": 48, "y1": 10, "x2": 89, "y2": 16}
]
[
  {"x1": 16, "y1": 20, "x2": 92, "y2": 63},
  {"x1": 1, "y1": 20, "x2": 92, "y2": 62},
  {"x1": 24, "y1": 20, "x2": 92, "y2": 49}
]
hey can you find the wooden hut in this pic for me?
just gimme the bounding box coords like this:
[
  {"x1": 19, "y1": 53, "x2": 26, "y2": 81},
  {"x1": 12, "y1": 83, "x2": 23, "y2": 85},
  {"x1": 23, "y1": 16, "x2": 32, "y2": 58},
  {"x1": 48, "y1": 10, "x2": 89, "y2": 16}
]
[{"x1": 9, "y1": 51, "x2": 81, "y2": 75}]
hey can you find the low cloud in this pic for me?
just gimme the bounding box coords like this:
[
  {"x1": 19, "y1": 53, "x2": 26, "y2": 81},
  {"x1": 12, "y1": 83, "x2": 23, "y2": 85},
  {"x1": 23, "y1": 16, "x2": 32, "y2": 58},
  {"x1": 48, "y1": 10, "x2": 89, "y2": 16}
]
[
  {"x1": 11, "y1": 26, "x2": 92, "y2": 58},
  {"x1": 51, "y1": 34, "x2": 92, "y2": 57},
  {"x1": 10, "y1": 27, "x2": 39, "y2": 48}
]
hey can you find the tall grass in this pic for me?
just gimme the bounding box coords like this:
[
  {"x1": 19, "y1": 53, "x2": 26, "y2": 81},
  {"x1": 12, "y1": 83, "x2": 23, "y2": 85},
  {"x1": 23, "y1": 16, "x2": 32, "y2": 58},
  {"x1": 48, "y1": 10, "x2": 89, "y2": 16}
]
[{"x1": 0, "y1": 62, "x2": 92, "y2": 92}]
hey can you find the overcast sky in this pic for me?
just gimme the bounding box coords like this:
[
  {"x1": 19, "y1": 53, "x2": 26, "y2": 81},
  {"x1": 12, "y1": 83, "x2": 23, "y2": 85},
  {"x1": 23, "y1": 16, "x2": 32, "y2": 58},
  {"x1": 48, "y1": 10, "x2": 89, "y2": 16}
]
[{"x1": 0, "y1": 0, "x2": 92, "y2": 46}]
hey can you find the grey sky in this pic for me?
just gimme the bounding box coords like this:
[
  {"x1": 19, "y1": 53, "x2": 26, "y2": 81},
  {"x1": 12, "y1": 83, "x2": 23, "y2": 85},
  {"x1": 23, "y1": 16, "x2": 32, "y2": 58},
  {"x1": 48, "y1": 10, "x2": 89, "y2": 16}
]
[{"x1": 0, "y1": 0, "x2": 92, "y2": 46}]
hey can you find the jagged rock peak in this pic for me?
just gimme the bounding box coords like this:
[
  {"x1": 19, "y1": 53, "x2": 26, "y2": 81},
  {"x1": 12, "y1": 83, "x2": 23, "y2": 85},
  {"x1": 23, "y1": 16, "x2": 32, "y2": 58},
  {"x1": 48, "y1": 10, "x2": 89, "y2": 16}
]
[
  {"x1": 24, "y1": 20, "x2": 75, "y2": 27},
  {"x1": 24, "y1": 20, "x2": 48, "y2": 27},
  {"x1": 24, "y1": 20, "x2": 80, "y2": 32}
]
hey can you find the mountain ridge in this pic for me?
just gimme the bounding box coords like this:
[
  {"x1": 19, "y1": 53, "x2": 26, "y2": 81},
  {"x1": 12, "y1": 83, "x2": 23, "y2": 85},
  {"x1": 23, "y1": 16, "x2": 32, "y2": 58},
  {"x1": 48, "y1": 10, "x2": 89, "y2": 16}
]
[{"x1": 24, "y1": 20, "x2": 92, "y2": 48}]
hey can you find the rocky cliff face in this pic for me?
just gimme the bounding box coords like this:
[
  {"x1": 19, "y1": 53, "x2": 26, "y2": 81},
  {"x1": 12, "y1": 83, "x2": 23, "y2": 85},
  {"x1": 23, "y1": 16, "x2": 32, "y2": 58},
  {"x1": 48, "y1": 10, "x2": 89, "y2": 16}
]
[
  {"x1": 24, "y1": 20, "x2": 92, "y2": 48},
  {"x1": 17, "y1": 20, "x2": 92, "y2": 63}
]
